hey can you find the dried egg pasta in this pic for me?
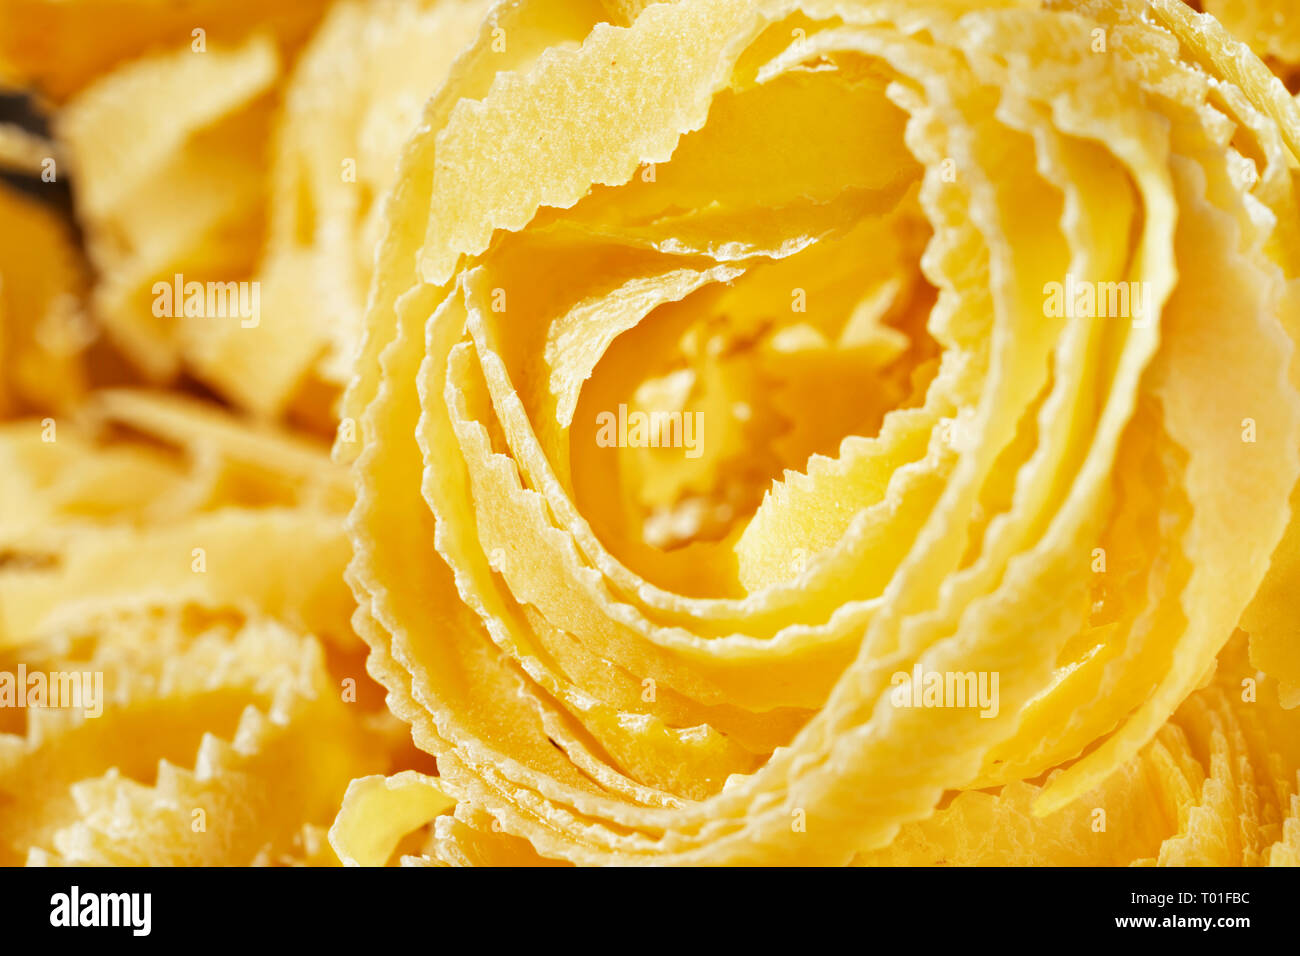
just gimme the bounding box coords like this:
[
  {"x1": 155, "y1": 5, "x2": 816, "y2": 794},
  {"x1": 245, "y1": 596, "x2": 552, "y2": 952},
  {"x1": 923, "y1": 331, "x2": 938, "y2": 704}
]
[
  {"x1": 339, "y1": 0, "x2": 1300, "y2": 865},
  {"x1": 0, "y1": 0, "x2": 1298, "y2": 869}
]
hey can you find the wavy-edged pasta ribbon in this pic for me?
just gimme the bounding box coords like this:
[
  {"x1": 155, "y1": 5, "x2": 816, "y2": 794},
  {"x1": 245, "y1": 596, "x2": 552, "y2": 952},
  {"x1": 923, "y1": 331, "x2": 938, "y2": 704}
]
[{"x1": 341, "y1": 0, "x2": 1300, "y2": 865}]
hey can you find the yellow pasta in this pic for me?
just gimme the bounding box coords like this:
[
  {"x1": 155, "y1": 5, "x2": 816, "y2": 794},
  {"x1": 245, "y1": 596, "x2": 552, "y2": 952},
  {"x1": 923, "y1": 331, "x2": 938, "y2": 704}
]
[
  {"x1": 0, "y1": 0, "x2": 330, "y2": 102},
  {"x1": 3, "y1": 609, "x2": 369, "y2": 866},
  {"x1": 221, "y1": 0, "x2": 497, "y2": 419},
  {"x1": 56, "y1": 35, "x2": 280, "y2": 383},
  {"x1": 48, "y1": 0, "x2": 493, "y2": 429},
  {"x1": 0, "y1": 180, "x2": 88, "y2": 415},
  {"x1": 0, "y1": 390, "x2": 419, "y2": 864},
  {"x1": 1200, "y1": 0, "x2": 1300, "y2": 90},
  {"x1": 340, "y1": 0, "x2": 1300, "y2": 865},
  {"x1": 1, "y1": 0, "x2": 1298, "y2": 869}
]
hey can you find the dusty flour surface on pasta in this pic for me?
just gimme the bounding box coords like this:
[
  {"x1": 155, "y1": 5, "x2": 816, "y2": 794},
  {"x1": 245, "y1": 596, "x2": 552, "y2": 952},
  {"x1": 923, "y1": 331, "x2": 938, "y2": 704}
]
[{"x1": 2, "y1": 0, "x2": 1300, "y2": 867}]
